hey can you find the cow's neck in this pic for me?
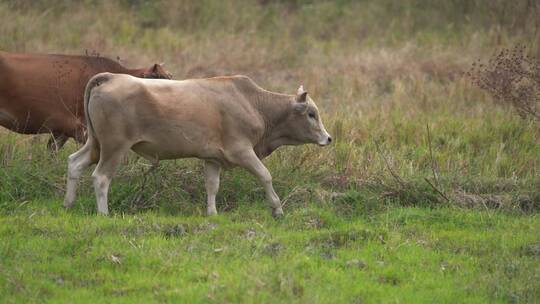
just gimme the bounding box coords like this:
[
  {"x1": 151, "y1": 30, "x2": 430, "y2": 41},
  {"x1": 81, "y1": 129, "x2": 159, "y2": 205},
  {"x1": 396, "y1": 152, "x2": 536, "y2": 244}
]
[
  {"x1": 253, "y1": 91, "x2": 297, "y2": 159},
  {"x1": 125, "y1": 68, "x2": 148, "y2": 78},
  {"x1": 86, "y1": 57, "x2": 145, "y2": 77}
]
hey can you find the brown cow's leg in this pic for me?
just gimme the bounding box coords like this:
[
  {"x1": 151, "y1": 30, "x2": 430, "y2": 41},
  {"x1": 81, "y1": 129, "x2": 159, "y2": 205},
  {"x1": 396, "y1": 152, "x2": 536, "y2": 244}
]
[
  {"x1": 47, "y1": 133, "x2": 69, "y2": 152},
  {"x1": 231, "y1": 149, "x2": 284, "y2": 218},
  {"x1": 73, "y1": 128, "x2": 87, "y2": 145},
  {"x1": 64, "y1": 141, "x2": 98, "y2": 208},
  {"x1": 204, "y1": 161, "x2": 221, "y2": 216},
  {"x1": 91, "y1": 145, "x2": 130, "y2": 215}
]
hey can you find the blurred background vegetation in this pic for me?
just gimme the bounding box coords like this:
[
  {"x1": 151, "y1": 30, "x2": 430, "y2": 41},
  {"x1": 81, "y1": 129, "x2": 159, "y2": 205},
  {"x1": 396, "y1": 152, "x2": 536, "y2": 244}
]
[{"x1": 2, "y1": 0, "x2": 539, "y2": 50}]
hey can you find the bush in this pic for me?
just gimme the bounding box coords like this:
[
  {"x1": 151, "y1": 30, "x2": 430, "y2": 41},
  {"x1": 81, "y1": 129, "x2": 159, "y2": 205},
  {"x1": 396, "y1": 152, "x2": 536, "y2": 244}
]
[{"x1": 468, "y1": 44, "x2": 540, "y2": 122}]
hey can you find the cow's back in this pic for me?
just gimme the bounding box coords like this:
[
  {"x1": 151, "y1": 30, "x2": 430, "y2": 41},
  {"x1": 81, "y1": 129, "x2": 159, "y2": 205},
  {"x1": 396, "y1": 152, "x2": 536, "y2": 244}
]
[{"x1": 0, "y1": 52, "x2": 127, "y2": 136}]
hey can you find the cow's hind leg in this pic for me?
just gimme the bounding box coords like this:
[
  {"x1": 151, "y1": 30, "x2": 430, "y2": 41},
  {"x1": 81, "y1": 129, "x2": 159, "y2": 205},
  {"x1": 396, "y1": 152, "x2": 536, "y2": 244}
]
[
  {"x1": 64, "y1": 141, "x2": 98, "y2": 208},
  {"x1": 204, "y1": 161, "x2": 221, "y2": 216},
  {"x1": 47, "y1": 133, "x2": 69, "y2": 152},
  {"x1": 91, "y1": 145, "x2": 130, "y2": 215}
]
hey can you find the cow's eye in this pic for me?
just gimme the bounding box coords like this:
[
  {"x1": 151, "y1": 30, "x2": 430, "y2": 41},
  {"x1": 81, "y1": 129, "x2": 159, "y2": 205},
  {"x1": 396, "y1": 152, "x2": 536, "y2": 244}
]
[{"x1": 308, "y1": 112, "x2": 316, "y2": 119}]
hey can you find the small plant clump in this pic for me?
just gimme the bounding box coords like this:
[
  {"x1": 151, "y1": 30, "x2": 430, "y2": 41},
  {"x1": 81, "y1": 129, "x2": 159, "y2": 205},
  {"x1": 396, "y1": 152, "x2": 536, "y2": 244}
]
[{"x1": 468, "y1": 44, "x2": 540, "y2": 121}]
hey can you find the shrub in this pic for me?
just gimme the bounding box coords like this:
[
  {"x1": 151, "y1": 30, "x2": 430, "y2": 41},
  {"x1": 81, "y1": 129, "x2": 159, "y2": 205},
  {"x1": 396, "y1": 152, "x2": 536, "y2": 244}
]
[{"x1": 468, "y1": 44, "x2": 540, "y2": 122}]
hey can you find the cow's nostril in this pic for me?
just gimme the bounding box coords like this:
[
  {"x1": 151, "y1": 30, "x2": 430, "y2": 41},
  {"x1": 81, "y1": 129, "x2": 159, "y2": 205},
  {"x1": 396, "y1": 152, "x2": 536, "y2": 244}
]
[{"x1": 327, "y1": 137, "x2": 332, "y2": 143}]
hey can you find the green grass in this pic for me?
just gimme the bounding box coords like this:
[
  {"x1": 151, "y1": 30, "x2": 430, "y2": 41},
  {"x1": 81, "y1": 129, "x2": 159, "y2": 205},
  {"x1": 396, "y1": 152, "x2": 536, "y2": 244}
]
[
  {"x1": 1, "y1": 200, "x2": 539, "y2": 303},
  {"x1": 0, "y1": 138, "x2": 538, "y2": 302},
  {"x1": 1, "y1": 0, "x2": 540, "y2": 302}
]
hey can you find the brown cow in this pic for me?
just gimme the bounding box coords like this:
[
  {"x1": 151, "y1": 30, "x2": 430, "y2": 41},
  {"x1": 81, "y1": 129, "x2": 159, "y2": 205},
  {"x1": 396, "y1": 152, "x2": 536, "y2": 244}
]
[
  {"x1": 0, "y1": 51, "x2": 172, "y2": 150},
  {"x1": 64, "y1": 74, "x2": 332, "y2": 217}
]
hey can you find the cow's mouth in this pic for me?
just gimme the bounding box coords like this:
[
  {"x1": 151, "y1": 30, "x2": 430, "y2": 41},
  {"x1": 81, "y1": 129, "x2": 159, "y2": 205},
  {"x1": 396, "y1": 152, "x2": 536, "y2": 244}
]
[{"x1": 317, "y1": 136, "x2": 332, "y2": 146}]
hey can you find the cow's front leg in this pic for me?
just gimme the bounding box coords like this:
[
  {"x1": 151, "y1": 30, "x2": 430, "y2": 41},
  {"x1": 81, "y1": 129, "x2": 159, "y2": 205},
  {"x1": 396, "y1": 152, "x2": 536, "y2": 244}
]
[
  {"x1": 204, "y1": 161, "x2": 221, "y2": 216},
  {"x1": 233, "y1": 149, "x2": 283, "y2": 218}
]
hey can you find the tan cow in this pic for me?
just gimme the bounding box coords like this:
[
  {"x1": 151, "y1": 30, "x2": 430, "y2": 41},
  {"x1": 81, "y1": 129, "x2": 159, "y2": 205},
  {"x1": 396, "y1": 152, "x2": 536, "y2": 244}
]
[
  {"x1": 64, "y1": 73, "x2": 331, "y2": 217},
  {"x1": 0, "y1": 51, "x2": 171, "y2": 150}
]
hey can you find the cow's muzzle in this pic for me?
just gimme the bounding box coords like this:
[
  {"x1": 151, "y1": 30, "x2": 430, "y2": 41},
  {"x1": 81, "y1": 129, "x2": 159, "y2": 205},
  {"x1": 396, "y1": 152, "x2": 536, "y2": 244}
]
[{"x1": 318, "y1": 134, "x2": 332, "y2": 146}]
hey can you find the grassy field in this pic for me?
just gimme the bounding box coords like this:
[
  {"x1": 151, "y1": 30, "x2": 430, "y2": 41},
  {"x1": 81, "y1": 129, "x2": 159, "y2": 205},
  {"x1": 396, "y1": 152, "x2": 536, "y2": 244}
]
[{"x1": 1, "y1": 0, "x2": 539, "y2": 303}]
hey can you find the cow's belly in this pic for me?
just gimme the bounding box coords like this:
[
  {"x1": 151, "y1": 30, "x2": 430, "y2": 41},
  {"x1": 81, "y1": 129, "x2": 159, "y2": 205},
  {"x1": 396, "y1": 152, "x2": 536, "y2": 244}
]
[
  {"x1": 130, "y1": 125, "x2": 225, "y2": 162},
  {"x1": 0, "y1": 108, "x2": 50, "y2": 134},
  {"x1": 132, "y1": 140, "x2": 222, "y2": 160},
  {"x1": 0, "y1": 104, "x2": 81, "y2": 135},
  {"x1": 0, "y1": 109, "x2": 17, "y2": 129}
]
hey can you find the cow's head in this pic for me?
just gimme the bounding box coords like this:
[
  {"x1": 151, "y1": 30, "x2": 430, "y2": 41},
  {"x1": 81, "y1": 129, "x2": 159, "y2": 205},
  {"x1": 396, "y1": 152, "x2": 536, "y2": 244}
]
[
  {"x1": 287, "y1": 85, "x2": 332, "y2": 146},
  {"x1": 143, "y1": 63, "x2": 173, "y2": 79}
]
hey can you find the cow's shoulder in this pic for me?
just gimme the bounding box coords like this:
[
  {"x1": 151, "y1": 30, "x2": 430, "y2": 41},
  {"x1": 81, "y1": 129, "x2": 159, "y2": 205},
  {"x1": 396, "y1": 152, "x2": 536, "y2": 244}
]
[
  {"x1": 79, "y1": 56, "x2": 127, "y2": 74},
  {"x1": 83, "y1": 56, "x2": 123, "y2": 68},
  {"x1": 229, "y1": 75, "x2": 258, "y2": 87},
  {"x1": 43, "y1": 54, "x2": 125, "y2": 73},
  {"x1": 220, "y1": 75, "x2": 264, "y2": 96},
  {"x1": 207, "y1": 75, "x2": 257, "y2": 89}
]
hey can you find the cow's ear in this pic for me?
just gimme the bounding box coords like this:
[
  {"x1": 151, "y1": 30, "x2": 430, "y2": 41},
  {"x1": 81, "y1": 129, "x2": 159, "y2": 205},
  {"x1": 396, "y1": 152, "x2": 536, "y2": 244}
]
[
  {"x1": 297, "y1": 85, "x2": 305, "y2": 95},
  {"x1": 293, "y1": 101, "x2": 308, "y2": 113},
  {"x1": 152, "y1": 63, "x2": 160, "y2": 72},
  {"x1": 296, "y1": 91, "x2": 308, "y2": 103}
]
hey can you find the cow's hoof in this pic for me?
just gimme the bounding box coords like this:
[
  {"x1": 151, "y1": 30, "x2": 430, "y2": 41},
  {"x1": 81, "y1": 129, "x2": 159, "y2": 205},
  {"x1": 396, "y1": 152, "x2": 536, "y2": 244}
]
[
  {"x1": 272, "y1": 207, "x2": 284, "y2": 219},
  {"x1": 63, "y1": 201, "x2": 74, "y2": 209},
  {"x1": 207, "y1": 208, "x2": 218, "y2": 216}
]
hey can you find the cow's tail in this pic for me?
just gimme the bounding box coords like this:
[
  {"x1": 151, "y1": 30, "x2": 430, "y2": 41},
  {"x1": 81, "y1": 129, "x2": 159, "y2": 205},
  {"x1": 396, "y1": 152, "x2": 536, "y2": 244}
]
[{"x1": 83, "y1": 72, "x2": 112, "y2": 147}]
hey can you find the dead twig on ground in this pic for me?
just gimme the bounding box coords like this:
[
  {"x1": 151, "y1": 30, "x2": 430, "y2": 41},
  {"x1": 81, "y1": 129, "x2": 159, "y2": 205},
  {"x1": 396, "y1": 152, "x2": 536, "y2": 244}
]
[
  {"x1": 426, "y1": 123, "x2": 440, "y2": 186},
  {"x1": 424, "y1": 123, "x2": 449, "y2": 202},
  {"x1": 374, "y1": 139, "x2": 406, "y2": 188},
  {"x1": 424, "y1": 178, "x2": 450, "y2": 203}
]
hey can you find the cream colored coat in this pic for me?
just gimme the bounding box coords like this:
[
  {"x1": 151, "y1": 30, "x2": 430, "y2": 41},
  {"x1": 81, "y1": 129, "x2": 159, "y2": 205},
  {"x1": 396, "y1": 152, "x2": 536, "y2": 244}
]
[{"x1": 64, "y1": 73, "x2": 331, "y2": 217}]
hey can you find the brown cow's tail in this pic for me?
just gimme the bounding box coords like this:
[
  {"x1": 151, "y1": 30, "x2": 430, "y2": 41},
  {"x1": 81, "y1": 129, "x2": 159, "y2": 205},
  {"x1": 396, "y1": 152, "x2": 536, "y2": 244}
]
[{"x1": 83, "y1": 72, "x2": 113, "y2": 146}]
